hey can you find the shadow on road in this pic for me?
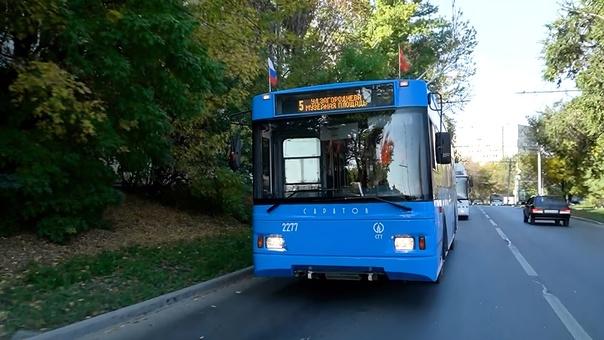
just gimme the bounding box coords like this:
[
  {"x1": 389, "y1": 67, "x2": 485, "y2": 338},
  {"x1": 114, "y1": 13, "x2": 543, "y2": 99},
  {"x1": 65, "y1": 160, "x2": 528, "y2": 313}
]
[
  {"x1": 261, "y1": 251, "x2": 461, "y2": 311},
  {"x1": 527, "y1": 221, "x2": 569, "y2": 228}
]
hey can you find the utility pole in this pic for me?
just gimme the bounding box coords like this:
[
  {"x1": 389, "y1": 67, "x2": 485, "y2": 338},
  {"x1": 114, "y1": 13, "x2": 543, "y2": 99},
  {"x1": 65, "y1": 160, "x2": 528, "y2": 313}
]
[
  {"x1": 537, "y1": 146, "x2": 543, "y2": 195},
  {"x1": 506, "y1": 158, "x2": 512, "y2": 199}
]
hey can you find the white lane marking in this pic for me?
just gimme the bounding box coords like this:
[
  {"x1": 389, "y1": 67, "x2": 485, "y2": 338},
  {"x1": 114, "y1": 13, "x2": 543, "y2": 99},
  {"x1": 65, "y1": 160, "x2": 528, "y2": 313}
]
[
  {"x1": 495, "y1": 228, "x2": 538, "y2": 277},
  {"x1": 495, "y1": 227, "x2": 507, "y2": 240},
  {"x1": 536, "y1": 281, "x2": 593, "y2": 340},
  {"x1": 508, "y1": 244, "x2": 538, "y2": 277},
  {"x1": 494, "y1": 227, "x2": 593, "y2": 339},
  {"x1": 489, "y1": 219, "x2": 497, "y2": 226}
]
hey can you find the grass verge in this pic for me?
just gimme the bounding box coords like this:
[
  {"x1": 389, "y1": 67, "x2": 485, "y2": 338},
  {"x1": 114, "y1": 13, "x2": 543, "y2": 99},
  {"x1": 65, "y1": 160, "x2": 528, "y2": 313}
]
[
  {"x1": 0, "y1": 229, "x2": 251, "y2": 338},
  {"x1": 572, "y1": 207, "x2": 604, "y2": 223}
]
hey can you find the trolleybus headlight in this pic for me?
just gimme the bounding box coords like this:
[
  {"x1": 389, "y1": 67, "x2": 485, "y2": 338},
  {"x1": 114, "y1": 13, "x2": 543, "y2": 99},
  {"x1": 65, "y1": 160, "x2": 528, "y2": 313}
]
[
  {"x1": 265, "y1": 235, "x2": 286, "y2": 251},
  {"x1": 394, "y1": 236, "x2": 414, "y2": 251}
]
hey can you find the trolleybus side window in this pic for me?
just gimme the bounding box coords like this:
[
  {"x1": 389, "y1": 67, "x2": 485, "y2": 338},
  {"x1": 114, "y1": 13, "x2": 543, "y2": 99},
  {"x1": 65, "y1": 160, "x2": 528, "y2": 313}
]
[{"x1": 261, "y1": 136, "x2": 271, "y2": 196}]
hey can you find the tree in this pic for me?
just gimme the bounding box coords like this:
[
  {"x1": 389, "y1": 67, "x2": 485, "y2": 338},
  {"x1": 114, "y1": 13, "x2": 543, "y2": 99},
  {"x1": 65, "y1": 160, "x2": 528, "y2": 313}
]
[
  {"x1": 0, "y1": 0, "x2": 223, "y2": 241},
  {"x1": 540, "y1": 0, "x2": 604, "y2": 204}
]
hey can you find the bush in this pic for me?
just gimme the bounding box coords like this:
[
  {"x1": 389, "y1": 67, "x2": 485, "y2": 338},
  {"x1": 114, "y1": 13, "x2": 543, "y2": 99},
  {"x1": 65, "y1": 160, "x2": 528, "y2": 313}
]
[{"x1": 190, "y1": 168, "x2": 251, "y2": 222}]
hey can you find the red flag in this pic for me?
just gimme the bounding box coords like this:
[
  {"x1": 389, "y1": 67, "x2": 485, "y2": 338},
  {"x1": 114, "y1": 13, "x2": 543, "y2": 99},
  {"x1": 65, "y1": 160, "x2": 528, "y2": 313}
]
[
  {"x1": 380, "y1": 133, "x2": 394, "y2": 166},
  {"x1": 399, "y1": 45, "x2": 411, "y2": 75}
]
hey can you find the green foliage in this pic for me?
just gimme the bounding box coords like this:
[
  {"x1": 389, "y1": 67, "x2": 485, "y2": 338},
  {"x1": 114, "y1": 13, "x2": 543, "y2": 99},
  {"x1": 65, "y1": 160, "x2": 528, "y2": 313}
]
[
  {"x1": 539, "y1": 0, "x2": 604, "y2": 202},
  {"x1": 10, "y1": 62, "x2": 106, "y2": 142},
  {"x1": 334, "y1": 45, "x2": 392, "y2": 81},
  {"x1": 1, "y1": 0, "x2": 222, "y2": 241},
  {"x1": 191, "y1": 168, "x2": 252, "y2": 222},
  {"x1": 1, "y1": 60, "x2": 121, "y2": 241},
  {"x1": 60, "y1": 0, "x2": 223, "y2": 178},
  {"x1": 465, "y1": 159, "x2": 515, "y2": 201}
]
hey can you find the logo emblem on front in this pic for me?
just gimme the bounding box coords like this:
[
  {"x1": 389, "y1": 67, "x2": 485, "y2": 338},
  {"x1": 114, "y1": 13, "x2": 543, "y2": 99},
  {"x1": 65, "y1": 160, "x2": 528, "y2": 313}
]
[{"x1": 373, "y1": 222, "x2": 385, "y2": 239}]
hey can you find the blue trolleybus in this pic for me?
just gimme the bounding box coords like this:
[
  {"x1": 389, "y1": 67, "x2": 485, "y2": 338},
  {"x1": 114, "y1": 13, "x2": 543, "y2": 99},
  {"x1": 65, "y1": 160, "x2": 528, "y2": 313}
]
[{"x1": 251, "y1": 79, "x2": 457, "y2": 282}]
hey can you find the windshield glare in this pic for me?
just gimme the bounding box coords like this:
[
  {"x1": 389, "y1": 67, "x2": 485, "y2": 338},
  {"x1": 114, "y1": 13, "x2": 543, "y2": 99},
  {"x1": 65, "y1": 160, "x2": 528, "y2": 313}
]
[
  {"x1": 456, "y1": 178, "x2": 469, "y2": 200},
  {"x1": 535, "y1": 196, "x2": 567, "y2": 206},
  {"x1": 253, "y1": 109, "x2": 431, "y2": 202}
]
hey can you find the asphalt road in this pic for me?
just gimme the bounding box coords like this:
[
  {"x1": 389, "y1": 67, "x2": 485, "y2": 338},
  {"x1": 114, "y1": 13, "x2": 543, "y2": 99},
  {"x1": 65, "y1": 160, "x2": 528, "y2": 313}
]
[{"x1": 90, "y1": 206, "x2": 604, "y2": 340}]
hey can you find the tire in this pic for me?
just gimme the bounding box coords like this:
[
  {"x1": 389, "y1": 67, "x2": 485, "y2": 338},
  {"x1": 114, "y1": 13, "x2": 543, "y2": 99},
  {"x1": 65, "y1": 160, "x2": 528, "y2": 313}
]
[
  {"x1": 529, "y1": 215, "x2": 535, "y2": 224},
  {"x1": 563, "y1": 219, "x2": 570, "y2": 227}
]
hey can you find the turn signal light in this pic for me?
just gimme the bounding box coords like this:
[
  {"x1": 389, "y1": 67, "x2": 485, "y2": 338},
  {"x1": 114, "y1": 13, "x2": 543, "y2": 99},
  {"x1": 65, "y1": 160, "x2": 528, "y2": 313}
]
[
  {"x1": 257, "y1": 234, "x2": 264, "y2": 248},
  {"x1": 560, "y1": 208, "x2": 571, "y2": 214},
  {"x1": 419, "y1": 235, "x2": 426, "y2": 250},
  {"x1": 532, "y1": 208, "x2": 543, "y2": 214}
]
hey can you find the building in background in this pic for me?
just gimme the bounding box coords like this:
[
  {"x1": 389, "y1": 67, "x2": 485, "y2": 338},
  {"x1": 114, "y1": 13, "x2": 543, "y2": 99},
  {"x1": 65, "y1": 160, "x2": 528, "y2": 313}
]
[
  {"x1": 455, "y1": 123, "x2": 531, "y2": 205},
  {"x1": 456, "y1": 122, "x2": 520, "y2": 164}
]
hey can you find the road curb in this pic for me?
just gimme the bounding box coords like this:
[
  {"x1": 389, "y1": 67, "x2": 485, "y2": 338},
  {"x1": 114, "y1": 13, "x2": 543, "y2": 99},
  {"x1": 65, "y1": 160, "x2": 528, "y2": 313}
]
[
  {"x1": 571, "y1": 215, "x2": 604, "y2": 225},
  {"x1": 28, "y1": 266, "x2": 253, "y2": 340}
]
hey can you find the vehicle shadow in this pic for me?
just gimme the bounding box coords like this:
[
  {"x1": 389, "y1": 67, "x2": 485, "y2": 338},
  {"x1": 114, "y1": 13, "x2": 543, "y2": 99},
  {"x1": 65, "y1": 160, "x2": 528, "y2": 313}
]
[
  {"x1": 265, "y1": 251, "x2": 461, "y2": 310},
  {"x1": 527, "y1": 221, "x2": 567, "y2": 227},
  {"x1": 269, "y1": 277, "x2": 439, "y2": 310}
]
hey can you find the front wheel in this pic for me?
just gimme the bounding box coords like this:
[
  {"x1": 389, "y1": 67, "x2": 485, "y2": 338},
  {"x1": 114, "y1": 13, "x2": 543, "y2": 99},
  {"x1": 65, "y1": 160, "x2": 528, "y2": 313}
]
[{"x1": 563, "y1": 219, "x2": 570, "y2": 227}]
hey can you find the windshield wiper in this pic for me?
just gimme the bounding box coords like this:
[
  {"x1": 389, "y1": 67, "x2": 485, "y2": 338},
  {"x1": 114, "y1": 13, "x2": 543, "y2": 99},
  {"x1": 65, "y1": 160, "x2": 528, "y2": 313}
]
[
  {"x1": 370, "y1": 196, "x2": 413, "y2": 212},
  {"x1": 266, "y1": 190, "x2": 300, "y2": 213},
  {"x1": 266, "y1": 189, "x2": 329, "y2": 213},
  {"x1": 340, "y1": 195, "x2": 412, "y2": 212}
]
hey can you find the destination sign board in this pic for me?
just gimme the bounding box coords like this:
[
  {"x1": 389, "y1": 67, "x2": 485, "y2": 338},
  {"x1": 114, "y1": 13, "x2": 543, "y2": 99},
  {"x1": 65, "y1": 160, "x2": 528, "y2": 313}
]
[{"x1": 276, "y1": 83, "x2": 394, "y2": 115}]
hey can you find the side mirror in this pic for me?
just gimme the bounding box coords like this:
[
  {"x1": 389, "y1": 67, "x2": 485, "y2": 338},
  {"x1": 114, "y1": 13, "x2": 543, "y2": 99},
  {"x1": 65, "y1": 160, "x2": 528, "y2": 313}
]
[
  {"x1": 435, "y1": 132, "x2": 452, "y2": 164},
  {"x1": 228, "y1": 134, "x2": 242, "y2": 171}
]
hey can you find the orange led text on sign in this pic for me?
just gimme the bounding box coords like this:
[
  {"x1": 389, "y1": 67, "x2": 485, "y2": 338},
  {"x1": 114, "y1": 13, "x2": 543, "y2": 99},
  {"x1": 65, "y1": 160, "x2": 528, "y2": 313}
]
[{"x1": 297, "y1": 94, "x2": 368, "y2": 112}]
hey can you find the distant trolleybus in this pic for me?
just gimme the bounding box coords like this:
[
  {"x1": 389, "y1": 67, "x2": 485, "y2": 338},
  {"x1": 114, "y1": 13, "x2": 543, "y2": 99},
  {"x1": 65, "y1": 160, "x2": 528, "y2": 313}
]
[
  {"x1": 252, "y1": 79, "x2": 457, "y2": 282},
  {"x1": 455, "y1": 163, "x2": 471, "y2": 220}
]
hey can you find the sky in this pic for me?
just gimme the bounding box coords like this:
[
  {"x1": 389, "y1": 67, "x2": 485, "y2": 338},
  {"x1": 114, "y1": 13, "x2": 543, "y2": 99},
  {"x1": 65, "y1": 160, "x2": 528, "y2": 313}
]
[{"x1": 432, "y1": 0, "x2": 577, "y2": 147}]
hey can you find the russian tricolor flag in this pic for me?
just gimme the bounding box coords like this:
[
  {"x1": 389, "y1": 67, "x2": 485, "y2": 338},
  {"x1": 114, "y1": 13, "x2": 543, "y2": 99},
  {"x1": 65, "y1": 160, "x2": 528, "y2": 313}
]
[{"x1": 268, "y1": 58, "x2": 278, "y2": 88}]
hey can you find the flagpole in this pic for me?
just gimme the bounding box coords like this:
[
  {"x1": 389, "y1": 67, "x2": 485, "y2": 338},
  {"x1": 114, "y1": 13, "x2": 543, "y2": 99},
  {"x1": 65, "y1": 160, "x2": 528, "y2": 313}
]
[{"x1": 268, "y1": 59, "x2": 272, "y2": 93}]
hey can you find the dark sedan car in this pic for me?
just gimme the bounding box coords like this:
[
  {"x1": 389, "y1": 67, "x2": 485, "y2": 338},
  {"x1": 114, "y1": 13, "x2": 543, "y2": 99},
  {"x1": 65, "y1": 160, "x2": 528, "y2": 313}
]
[{"x1": 523, "y1": 196, "x2": 571, "y2": 226}]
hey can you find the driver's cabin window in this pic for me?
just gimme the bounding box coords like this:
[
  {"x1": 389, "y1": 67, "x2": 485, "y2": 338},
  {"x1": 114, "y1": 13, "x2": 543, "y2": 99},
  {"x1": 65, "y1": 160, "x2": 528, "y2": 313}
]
[{"x1": 283, "y1": 138, "x2": 321, "y2": 193}]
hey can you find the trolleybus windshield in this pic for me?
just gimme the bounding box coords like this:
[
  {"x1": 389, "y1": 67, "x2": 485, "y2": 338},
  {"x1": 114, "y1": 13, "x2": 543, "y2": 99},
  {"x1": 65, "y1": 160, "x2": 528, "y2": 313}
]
[{"x1": 253, "y1": 108, "x2": 432, "y2": 203}]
